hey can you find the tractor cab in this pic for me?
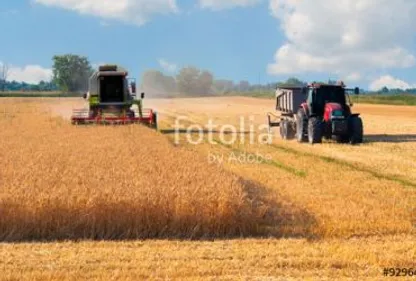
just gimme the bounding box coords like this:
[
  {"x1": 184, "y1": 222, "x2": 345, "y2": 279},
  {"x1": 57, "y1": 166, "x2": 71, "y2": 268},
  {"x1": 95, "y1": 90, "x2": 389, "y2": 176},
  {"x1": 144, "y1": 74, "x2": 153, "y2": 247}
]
[
  {"x1": 306, "y1": 82, "x2": 358, "y2": 117},
  {"x1": 300, "y1": 81, "x2": 362, "y2": 143}
]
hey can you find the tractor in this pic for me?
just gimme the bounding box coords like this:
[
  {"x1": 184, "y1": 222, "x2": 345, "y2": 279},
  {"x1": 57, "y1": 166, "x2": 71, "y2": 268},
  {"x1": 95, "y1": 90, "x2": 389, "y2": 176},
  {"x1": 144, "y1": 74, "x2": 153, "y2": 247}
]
[
  {"x1": 268, "y1": 81, "x2": 363, "y2": 144},
  {"x1": 71, "y1": 65, "x2": 157, "y2": 128}
]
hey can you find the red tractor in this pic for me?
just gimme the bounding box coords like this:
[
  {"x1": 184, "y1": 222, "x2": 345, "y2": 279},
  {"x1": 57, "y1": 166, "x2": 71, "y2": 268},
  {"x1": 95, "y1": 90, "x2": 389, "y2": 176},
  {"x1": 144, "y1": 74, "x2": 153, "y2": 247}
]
[{"x1": 268, "y1": 81, "x2": 363, "y2": 144}]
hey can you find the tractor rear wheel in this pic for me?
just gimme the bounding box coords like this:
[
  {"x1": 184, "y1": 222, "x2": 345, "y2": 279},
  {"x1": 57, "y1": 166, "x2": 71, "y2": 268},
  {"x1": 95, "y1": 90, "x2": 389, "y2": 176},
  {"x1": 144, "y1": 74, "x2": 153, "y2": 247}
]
[
  {"x1": 335, "y1": 134, "x2": 350, "y2": 143},
  {"x1": 296, "y1": 109, "x2": 308, "y2": 143},
  {"x1": 286, "y1": 120, "x2": 295, "y2": 140},
  {"x1": 308, "y1": 117, "x2": 323, "y2": 144},
  {"x1": 349, "y1": 116, "x2": 363, "y2": 144},
  {"x1": 280, "y1": 119, "x2": 295, "y2": 140}
]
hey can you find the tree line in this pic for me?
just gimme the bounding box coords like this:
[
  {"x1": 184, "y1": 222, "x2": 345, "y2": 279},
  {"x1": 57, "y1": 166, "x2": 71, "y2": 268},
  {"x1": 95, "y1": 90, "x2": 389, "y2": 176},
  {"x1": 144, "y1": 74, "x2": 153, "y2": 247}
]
[
  {"x1": 0, "y1": 55, "x2": 92, "y2": 93},
  {"x1": 141, "y1": 70, "x2": 310, "y2": 97},
  {"x1": 0, "y1": 80, "x2": 58, "y2": 92},
  {"x1": 2, "y1": 54, "x2": 416, "y2": 96}
]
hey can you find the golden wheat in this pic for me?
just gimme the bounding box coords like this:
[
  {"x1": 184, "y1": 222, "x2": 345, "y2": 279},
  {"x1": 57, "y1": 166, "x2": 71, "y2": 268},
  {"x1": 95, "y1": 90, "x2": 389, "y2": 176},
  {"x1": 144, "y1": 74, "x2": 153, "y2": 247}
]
[
  {"x1": 1, "y1": 235, "x2": 415, "y2": 281},
  {"x1": 158, "y1": 97, "x2": 416, "y2": 238},
  {"x1": 0, "y1": 100, "x2": 272, "y2": 241},
  {"x1": 0, "y1": 98, "x2": 415, "y2": 281}
]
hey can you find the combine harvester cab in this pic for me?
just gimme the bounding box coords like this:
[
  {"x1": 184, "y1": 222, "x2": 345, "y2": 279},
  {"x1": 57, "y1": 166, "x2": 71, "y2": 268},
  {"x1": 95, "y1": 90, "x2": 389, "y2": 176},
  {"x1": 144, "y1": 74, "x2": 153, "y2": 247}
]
[
  {"x1": 71, "y1": 65, "x2": 157, "y2": 129},
  {"x1": 268, "y1": 81, "x2": 362, "y2": 145}
]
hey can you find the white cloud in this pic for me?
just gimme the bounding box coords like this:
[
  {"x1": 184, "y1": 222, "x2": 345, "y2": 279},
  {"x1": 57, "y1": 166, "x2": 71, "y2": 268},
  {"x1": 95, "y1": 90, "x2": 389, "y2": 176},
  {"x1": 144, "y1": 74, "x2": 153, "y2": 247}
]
[
  {"x1": 158, "y1": 58, "x2": 177, "y2": 73},
  {"x1": 200, "y1": 0, "x2": 262, "y2": 10},
  {"x1": 7, "y1": 65, "x2": 53, "y2": 84},
  {"x1": 268, "y1": 0, "x2": 416, "y2": 79},
  {"x1": 34, "y1": 0, "x2": 179, "y2": 26},
  {"x1": 369, "y1": 75, "x2": 415, "y2": 91},
  {"x1": 344, "y1": 72, "x2": 361, "y2": 82}
]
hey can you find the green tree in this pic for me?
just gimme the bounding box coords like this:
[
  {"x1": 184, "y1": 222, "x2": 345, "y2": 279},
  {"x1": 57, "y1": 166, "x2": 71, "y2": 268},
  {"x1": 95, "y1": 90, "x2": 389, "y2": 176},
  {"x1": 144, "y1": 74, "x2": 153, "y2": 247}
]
[
  {"x1": 278, "y1": 77, "x2": 307, "y2": 87},
  {"x1": 214, "y1": 79, "x2": 234, "y2": 95},
  {"x1": 52, "y1": 54, "x2": 93, "y2": 92},
  {"x1": 38, "y1": 81, "x2": 47, "y2": 91},
  {"x1": 176, "y1": 67, "x2": 214, "y2": 96},
  {"x1": 0, "y1": 63, "x2": 9, "y2": 92},
  {"x1": 237, "y1": 80, "x2": 250, "y2": 92},
  {"x1": 197, "y1": 71, "x2": 214, "y2": 95},
  {"x1": 176, "y1": 66, "x2": 200, "y2": 95},
  {"x1": 381, "y1": 86, "x2": 389, "y2": 94}
]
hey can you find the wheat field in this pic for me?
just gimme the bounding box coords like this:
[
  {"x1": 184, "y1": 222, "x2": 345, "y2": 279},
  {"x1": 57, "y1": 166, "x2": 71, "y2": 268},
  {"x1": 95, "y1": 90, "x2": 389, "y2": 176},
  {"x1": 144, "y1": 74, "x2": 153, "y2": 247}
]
[
  {"x1": 0, "y1": 97, "x2": 415, "y2": 280},
  {"x1": 0, "y1": 99, "x2": 271, "y2": 241},
  {"x1": 158, "y1": 97, "x2": 416, "y2": 238},
  {"x1": 2, "y1": 235, "x2": 415, "y2": 281}
]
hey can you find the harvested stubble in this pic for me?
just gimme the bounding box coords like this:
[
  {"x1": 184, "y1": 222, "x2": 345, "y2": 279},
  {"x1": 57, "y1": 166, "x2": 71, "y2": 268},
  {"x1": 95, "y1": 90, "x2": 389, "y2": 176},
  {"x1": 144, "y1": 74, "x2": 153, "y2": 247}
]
[
  {"x1": 1, "y1": 235, "x2": 416, "y2": 281},
  {"x1": 0, "y1": 101, "x2": 270, "y2": 241},
  {"x1": 159, "y1": 102, "x2": 416, "y2": 239}
]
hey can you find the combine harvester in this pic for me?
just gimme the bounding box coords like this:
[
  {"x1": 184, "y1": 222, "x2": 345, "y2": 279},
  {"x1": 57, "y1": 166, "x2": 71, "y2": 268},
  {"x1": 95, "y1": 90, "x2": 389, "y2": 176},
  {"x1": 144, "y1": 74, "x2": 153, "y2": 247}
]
[
  {"x1": 71, "y1": 65, "x2": 157, "y2": 128},
  {"x1": 268, "y1": 81, "x2": 363, "y2": 144}
]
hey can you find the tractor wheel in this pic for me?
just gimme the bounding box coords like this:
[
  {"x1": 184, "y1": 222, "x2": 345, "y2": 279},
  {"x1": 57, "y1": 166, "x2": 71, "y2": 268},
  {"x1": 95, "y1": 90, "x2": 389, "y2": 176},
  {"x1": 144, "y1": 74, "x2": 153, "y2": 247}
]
[
  {"x1": 280, "y1": 119, "x2": 294, "y2": 140},
  {"x1": 308, "y1": 117, "x2": 323, "y2": 144},
  {"x1": 296, "y1": 109, "x2": 308, "y2": 143},
  {"x1": 349, "y1": 116, "x2": 363, "y2": 144},
  {"x1": 152, "y1": 112, "x2": 158, "y2": 130},
  {"x1": 285, "y1": 120, "x2": 296, "y2": 140},
  {"x1": 335, "y1": 135, "x2": 350, "y2": 143}
]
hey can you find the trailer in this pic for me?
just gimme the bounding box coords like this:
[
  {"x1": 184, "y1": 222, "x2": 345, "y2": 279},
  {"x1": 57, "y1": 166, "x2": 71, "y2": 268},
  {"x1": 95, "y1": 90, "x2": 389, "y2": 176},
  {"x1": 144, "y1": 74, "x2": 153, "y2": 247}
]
[
  {"x1": 267, "y1": 82, "x2": 363, "y2": 144},
  {"x1": 267, "y1": 87, "x2": 307, "y2": 140}
]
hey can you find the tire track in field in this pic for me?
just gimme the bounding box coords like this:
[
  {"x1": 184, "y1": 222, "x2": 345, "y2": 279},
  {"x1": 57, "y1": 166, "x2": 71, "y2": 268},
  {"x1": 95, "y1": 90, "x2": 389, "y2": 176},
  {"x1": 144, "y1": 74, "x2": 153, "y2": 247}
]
[
  {"x1": 159, "y1": 109, "x2": 416, "y2": 189},
  {"x1": 211, "y1": 139, "x2": 307, "y2": 178},
  {"x1": 268, "y1": 143, "x2": 416, "y2": 189},
  {"x1": 158, "y1": 112, "x2": 307, "y2": 177}
]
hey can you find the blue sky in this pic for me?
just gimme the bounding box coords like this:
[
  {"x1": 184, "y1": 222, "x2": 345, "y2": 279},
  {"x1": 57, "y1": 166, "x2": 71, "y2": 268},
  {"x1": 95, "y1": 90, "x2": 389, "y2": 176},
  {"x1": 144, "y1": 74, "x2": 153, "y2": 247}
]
[{"x1": 1, "y1": 0, "x2": 416, "y2": 90}]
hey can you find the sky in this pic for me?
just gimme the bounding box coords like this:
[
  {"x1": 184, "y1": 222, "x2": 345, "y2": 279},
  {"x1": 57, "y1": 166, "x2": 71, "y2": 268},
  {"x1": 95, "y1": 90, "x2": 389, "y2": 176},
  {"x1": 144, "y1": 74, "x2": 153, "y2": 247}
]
[{"x1": 1, "y1": 0, "x2": 416, "y2": 90}]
